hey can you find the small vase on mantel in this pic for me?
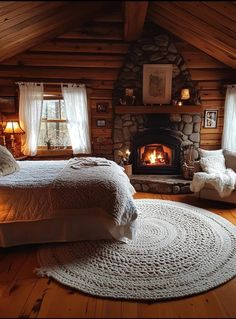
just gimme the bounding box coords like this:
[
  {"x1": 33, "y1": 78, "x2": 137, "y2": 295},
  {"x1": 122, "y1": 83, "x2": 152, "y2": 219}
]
[{"x1": 119, "y1": 88, "x2": 136, "y2": 106}]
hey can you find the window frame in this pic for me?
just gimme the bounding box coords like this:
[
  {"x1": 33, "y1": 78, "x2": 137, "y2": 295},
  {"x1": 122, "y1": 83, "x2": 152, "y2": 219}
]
[{"x1": 37, "y1": 96, "x2": 72, "y2": 152}]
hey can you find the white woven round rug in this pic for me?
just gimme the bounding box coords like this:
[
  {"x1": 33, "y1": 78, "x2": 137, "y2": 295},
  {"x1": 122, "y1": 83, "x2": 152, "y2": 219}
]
[{"x1": 37, "y1": 199, "x2": 236, "y2": 300}]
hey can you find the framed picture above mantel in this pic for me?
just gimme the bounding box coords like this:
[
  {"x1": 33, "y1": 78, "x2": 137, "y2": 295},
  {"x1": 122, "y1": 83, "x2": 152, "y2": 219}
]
[{"x1": 143, "y1": 64, "x2": 173, "y2": 105}]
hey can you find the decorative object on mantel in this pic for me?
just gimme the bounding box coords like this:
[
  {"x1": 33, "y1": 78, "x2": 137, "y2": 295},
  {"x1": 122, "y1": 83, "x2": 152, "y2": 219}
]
[
  {"x1": 37, "y1": 199, "x2": 236, "y2": 300},
  {"x1": 143, "y1": 64, "x2": 172, "y2": 105},
  {"x1": 180, "y1": 88, "x2": 191, "y2": 101},
  {"x1": 172, "y1": 86, "x2": 201, "y2": 107},
  {"x1": 119, "y1": 88, "x2": 136, "y2": 106},
  {"x1": 3, "y1": 121, "x2": 25, "y2": 157}
]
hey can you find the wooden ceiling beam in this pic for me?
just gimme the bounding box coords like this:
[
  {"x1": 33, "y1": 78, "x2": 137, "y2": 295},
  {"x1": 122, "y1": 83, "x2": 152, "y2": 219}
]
[{"x1": 124, "y1": 1, "x2": 149, "y2": 41}]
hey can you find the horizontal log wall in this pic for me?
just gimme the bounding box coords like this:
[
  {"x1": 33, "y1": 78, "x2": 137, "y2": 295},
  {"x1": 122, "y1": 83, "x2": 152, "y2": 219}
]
[
  {"x1": 0, "y1": 7, "x2": 126, "y2": 159},
  {"x1": 0, "y1": 11, "x2": 235, "y2": 157},
  {"x1": 175, "y1": 40, "x2": 235, "y2": 150}
]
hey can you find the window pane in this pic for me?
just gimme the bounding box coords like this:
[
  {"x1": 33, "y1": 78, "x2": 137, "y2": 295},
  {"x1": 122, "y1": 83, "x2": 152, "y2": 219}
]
[
  {"x1": 42, "y1": 100, "x2": 60, "y2": 120},
  {"x1": 38, "y1": 122, "x2": 71, "y2": 147},
  {"x1": 38, "y1": 99, "x2": 70, "y2": 147}
]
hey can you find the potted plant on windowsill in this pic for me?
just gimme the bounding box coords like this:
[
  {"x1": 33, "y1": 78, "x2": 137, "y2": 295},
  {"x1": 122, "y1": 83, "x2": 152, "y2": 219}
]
[{"x1": 45, "y1": 138, "x2": 52, "y2": 150}]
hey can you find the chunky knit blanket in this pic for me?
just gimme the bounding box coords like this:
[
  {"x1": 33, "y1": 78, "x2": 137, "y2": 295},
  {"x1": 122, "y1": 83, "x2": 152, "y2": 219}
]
[
  {"x1": 190, "y1": 168, "x2": 236, "y2": 198},
  {"x1": 51, "y1": 157, "x2": 138, "y2": 225}
]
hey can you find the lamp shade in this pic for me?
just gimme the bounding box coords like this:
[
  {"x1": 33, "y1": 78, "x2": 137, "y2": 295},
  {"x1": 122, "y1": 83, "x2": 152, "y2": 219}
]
[
  {"x1": 180, "y1": 88, "x2": 190, "y2": 100},
  {"x1": 3, "y1": 121, "x2": 25, "y2": 134}
]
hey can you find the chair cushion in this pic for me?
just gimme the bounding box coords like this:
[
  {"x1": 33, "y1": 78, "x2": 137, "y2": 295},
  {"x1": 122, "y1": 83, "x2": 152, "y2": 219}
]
[
  {"x1": 0, "y1": 145, "x2": 20, "y2": 176},
  {"x1": 199, "y1": 148, "x2": 223, "y2": 158},
  {"x1": 200, "y1": 155, "x2": 226, "y2": 174},
  {"x1": 223, "y1": 149, "x2": 236, "y2": 172}
]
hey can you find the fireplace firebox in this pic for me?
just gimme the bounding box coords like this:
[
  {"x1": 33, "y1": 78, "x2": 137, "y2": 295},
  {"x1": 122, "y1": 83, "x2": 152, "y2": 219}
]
[{"x1": 132, "y1": 129, "x2": 182, "y2": 175}]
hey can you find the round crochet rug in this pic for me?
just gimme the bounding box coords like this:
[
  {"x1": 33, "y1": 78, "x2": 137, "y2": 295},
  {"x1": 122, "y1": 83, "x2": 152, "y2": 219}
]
[{"x1": 37, "y1": 199, "x2": 236, "y2": 300}]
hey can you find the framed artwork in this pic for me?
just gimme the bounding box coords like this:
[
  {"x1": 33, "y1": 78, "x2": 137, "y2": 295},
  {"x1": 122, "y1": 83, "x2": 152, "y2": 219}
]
[
  {"x1": 96, "y1": 101, "x2": 109, "y2": 113},
  {"x1": 0, "y1": 97, "x2": 15, "y2": 113},
  {"x1": 143, "y1": 64, "x2": 173, "y2": 105},
  {"x1": 96, "y1": 119, "x2": 106, "y2": 127},
  {"x1": 204, "y1": 110, "x2": 218, "y2": 128}
]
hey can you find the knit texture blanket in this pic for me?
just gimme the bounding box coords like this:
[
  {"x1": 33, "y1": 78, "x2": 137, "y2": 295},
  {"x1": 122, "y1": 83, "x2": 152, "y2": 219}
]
[
  {"x1": 190, "y1": 168, "x2": 236, "y2": 197},
  {"x1": 51, "y1": 157, "x2": 138, "y2": 225}
]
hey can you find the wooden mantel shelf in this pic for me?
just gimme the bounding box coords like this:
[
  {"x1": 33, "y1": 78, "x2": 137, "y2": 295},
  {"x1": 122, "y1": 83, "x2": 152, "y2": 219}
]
[{"x1": 115, "y1": 105, "x2": 203, "y2": 114}]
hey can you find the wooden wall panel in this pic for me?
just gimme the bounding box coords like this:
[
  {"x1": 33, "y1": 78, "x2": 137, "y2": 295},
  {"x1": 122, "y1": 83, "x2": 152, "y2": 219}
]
[
  {"x1": 175, "y1": 39, "x2": 236, "y2": 151},
  {"x1": 0, "y1": 6, "x2": 125, "y2": 159},
  {"x1": 0, "y1": 3, "x2": 235, "y2": 157}
]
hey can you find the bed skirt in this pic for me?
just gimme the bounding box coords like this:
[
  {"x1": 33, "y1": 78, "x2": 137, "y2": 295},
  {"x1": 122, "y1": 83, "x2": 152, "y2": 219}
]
[{"x1": 0, "y1": 208, "x2": 137, "y2": 247}]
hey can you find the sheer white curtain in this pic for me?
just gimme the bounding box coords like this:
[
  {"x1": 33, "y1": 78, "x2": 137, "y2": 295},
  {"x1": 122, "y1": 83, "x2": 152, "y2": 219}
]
[
  {"x1": 61, "y1": 83, "x2": 91, "y2": 154},
  {"x1": 222, "y1": 86, "x2": 236, "y2": 151},
  {"x1": 19, "y1": 82, "x2": 44, "y2": 156}
]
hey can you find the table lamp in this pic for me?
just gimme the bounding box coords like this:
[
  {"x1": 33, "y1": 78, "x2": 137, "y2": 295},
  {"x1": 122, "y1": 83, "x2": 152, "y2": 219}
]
[{"x1": 3, "y1": 121, "x2": 25, "y2": 156}]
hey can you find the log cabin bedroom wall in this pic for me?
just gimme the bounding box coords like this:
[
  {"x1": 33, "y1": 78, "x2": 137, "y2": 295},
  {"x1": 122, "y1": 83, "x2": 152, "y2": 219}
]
[{"x1": 0, "y1": 1, "x2": 235, "y2": 159}]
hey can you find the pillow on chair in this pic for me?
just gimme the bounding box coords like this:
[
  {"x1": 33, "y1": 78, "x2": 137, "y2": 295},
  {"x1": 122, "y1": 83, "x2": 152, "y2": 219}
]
[
  {"x1": 200, "y1": 155, "x2": 226, "y2": 174},
  {"x1": 0, "y1": 145, "x2": 20, "y2": 176},
  {"x1": 199, "y1": 148, "x2": 223, "y2": 158},
  {"x1": 223, "y1": 150, "x2": 236, "y2": 172}
]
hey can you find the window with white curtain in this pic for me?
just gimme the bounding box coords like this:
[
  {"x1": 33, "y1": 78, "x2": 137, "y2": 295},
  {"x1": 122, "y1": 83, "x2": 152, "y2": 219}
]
[
  {"x1": 222, "y1": 86, "x2": 236, "y2": 151},
  {"x1": 38, "y1": 98, "x2": 71, "y2": 149}
]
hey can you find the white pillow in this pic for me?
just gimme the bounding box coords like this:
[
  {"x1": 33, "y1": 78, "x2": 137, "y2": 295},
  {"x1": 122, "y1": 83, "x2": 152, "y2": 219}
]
[
  {"x1": 199, "y1": 148, "x2": 223, "y2": 158},
  {"x1": 0, "y1": 145, "x2": 20, "y2": 176},
  {"x1": 200, "y1": 155, "x2": 226, "y2": 174}
]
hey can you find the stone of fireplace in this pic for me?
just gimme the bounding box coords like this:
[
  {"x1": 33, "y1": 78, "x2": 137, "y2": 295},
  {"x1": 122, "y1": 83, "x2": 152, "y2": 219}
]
[{"x1": 113, "y1": 113, "x2": 201, "y2": 164}]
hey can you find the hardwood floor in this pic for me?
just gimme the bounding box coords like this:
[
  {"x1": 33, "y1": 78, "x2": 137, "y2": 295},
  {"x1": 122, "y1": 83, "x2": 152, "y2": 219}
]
[{"x1": 0, "y1": 193, "x2": 236, "y2": 318}]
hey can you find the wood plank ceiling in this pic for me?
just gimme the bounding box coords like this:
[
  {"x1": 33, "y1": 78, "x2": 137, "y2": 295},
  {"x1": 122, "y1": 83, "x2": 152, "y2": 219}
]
[
  {"x1": 147, "y1": 1, "x2": 236, "y2": 69},
  {"x1": 0, "y1": 1, "x2": 113, "y2": 62},
  {"x1": 0, "y1": 1, "x2": 235, "y2": 92},
  {"x1": 0, "y1": 1, "x2": 126, "y2": 92}
]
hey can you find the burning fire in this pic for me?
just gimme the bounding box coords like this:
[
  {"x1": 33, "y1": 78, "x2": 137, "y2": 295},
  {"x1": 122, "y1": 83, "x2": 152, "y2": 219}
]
[
  {"x1": 149, "y1": 150, "x2": 165, "y2": 164},
  {"x1": 140, "y1": 144, "x2": 170, "y2": 166},
  {"x1": 149, "y1": 150, "x2": 156, "y2": 164}
]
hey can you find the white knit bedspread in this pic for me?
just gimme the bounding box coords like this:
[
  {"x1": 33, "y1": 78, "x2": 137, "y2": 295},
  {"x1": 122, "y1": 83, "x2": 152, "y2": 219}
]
[{"x1": 0, "y1": 158, "x2": 138, "y2": 226}]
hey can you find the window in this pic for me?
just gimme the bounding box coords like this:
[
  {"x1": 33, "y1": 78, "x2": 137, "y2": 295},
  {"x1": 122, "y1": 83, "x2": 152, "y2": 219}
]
[{"x1": 38, "y1": 99, "x2": 71, "y2": 149}]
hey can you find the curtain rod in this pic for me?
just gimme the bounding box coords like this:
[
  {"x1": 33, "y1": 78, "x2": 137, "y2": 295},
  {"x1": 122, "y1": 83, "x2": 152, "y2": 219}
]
[{"x1": 15, "y1": 81, "x2": 85, "y2": 85}]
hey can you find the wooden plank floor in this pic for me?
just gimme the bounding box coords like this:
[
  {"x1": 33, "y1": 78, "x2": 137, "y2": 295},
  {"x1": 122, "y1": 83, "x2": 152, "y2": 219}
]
[{"x1": 0, "y1": 193, "x2": 236, "y2": 318}]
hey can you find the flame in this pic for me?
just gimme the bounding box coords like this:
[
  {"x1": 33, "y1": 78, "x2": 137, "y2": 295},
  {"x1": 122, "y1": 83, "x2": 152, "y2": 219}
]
[
  {"x1": 149, "y1": 150, "x2": 156, "y2": 164},
  {"x1": 149, "y1": 150, "x2": 165, "y2": 164}
]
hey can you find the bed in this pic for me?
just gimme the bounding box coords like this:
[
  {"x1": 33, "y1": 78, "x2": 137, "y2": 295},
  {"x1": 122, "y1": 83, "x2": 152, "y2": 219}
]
[{"x1": 0, "y1": 157, "x2": 138, "y2": 247}]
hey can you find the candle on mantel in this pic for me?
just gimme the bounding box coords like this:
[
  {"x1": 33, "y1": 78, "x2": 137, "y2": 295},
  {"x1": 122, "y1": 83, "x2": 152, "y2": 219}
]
[
  {"x1": 126, "y1": 149, "x2": 131, "y2": 157},
  {"x1": 178, "y1": 101, "x2": 183, "y2": 106}
]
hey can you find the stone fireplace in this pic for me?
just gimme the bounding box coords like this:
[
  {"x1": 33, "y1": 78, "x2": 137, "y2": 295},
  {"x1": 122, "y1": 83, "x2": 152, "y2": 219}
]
[
  {"x1": 113, "y1": 113, "x2": 201, "y2": 174},
  {"x1": 112, "y1": 23, "x2": 202, "y2": 193}
]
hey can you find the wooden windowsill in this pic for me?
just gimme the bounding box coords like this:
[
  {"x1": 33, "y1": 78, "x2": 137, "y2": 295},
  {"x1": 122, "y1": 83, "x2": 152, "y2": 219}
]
[{"x1": 37, "y1": 149, "x2": 73, "y2": 157}]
